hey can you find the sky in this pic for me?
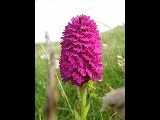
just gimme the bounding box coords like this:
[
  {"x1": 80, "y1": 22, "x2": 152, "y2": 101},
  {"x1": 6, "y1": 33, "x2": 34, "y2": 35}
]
[{"x1": 35, "y1": 0, "x2": 125, "y2": 43}]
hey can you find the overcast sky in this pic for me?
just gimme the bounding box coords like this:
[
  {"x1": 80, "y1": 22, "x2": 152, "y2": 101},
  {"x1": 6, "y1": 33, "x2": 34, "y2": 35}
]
[{"x1": 35, "y1": 0, "x2": 125, "y2": 43}]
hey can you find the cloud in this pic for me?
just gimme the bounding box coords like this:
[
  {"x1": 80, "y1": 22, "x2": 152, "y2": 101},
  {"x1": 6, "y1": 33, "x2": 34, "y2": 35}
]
[{"x1": 35, "y1": 0, "x2": 125, "y2": 43}]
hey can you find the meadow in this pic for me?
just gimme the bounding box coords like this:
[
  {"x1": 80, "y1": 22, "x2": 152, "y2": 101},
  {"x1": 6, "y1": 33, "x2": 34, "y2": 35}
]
[{"x1": 35, "y1": 24, "x2": 125, "y2": 120}]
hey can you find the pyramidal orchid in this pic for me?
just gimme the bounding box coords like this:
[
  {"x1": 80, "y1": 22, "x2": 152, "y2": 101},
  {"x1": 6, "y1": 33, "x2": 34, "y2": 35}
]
[
  {"x1": 59, "y1": 14, "x2": 103, "y2": 120},
  {"x1": 60, "y1": 15, "x2": 103, "y2": 86}
]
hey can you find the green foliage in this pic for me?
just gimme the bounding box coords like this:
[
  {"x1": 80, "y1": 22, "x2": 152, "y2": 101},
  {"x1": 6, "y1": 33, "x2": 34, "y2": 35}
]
[{"x1": 35, "y1": 24, "x2": 125, "y2": 120}]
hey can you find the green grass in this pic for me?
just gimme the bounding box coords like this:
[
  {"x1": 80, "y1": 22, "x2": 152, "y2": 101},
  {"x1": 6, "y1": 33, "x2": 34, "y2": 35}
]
[{"x1": 35, "y1": 24, "x2": 125, "y2": 120}]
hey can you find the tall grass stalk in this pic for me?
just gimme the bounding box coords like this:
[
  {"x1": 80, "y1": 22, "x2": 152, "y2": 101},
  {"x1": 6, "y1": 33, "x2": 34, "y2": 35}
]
[{"x1": 55, "y1": 72, "x2": 74, "y2": 114}]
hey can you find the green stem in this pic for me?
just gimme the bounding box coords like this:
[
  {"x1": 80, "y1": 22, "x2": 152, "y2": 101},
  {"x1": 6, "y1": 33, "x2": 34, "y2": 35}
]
[{"x1": 79, "y1": 84, "x2": 87, "y2": 120}]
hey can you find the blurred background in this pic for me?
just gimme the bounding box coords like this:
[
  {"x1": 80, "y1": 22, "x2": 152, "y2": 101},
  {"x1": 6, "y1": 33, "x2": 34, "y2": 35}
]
[
  {"x1": 35, "y1": 0, "x2": 125, "y2": 43},
  {"x1": 35, "y1": 0, "x2": 125, "y2": 120}
]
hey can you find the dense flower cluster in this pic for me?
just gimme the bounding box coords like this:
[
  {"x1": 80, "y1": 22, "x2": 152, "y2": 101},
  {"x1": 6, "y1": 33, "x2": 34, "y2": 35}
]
[{"x1": 59, "y1": 15, "x2": 103, "y2": 86}]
